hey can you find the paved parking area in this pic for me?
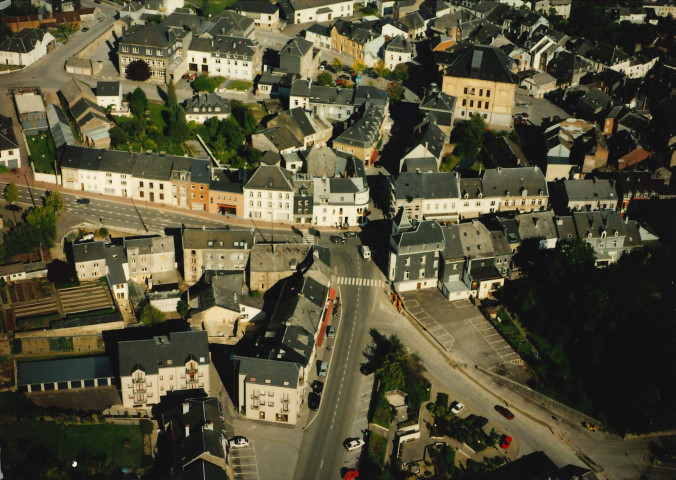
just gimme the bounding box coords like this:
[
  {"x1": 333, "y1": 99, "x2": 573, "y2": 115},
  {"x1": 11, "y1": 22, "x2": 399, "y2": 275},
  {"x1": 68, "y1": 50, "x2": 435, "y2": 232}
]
[
  {"x1": 343, "y1": 373, "x2": 374, "y2": 470},
  {"x1": 230, "y1": 442, "x2": 259, "y2": 480},
  {"x1": 401, "y1": 290, "x2": 521, "y2": 372}
]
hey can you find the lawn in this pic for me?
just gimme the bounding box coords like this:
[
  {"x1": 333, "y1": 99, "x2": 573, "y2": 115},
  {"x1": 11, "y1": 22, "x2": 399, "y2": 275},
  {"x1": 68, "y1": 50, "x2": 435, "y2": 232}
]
[
  {"x1": 367, "y1": 432, "x2": 388, "y2": 467},
  {"x1": 440, "y1": 154, "x2": 461, "y2": 172},
  {"x1": 146, "y1": 102, "x2": 168, "y2": 131},
  {"x1": 228, "y1": 80, "x2": 252, "y2": 91},
  {"x1": 27, "y1": 131, "x2": 58, "y2": 174},
  {"x1": 206, "y1": 0, "x2": 238, "y2": 14}
]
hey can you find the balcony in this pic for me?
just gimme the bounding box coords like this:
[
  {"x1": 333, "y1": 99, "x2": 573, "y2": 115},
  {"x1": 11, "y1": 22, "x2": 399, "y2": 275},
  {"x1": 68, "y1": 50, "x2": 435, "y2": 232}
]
[
  {"x1": 132, "y1": 377, "x2": 145, "y2": 383},
  {"x1": 186, "y1": 366, "x2": 198, "y2": 374}
]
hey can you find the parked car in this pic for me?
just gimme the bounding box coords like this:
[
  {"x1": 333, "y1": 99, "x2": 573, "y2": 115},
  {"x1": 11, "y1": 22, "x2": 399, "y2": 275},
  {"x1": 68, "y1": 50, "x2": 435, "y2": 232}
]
[
  {"x1": 494, "y1": 405, "x2": 515, "y2": 420},
  {"x1": 318, "y1": 361, "x2": 328, "y2": 377},
  {"x1": 500, "y1": 434, "x2": 512, "y2": 449},
  {"x1": 343, "y1": 231, "x2": 359, "y2": 238},
  {"x1": 311, "y1": 380, "x2": 324, "y2": 394},
  {"x1": 450, "y1": 401, "x2": 465, "y2": 415},
  {"x1": 308, "y1": 392, "x2": 321, "y2": 411},
  {"x1": 81, "y1": 27, "x2": 89, "y2": 32},
  {"x1": 344, "y1": 438, "x2": 366, "y2": 451},
  {"x1": 343, "y1": 470, "x2": 360, "y2": 480},
  {"x1": 359, "y1": 245, "x2": 371, "y2": 259},
  {"x1": 326, "y1": 325, "x2": 336, "y2": 338},
  {"x1": 76, "y1": 198, "x2": 90, "y2": 205},
  {"x1": 229, "y1": 436, "x2": 249, "y2": 448},
  {"x1": 516, "y1": 101, "x2": 530, "y2": 108},
  {"x1": 330, "y1": 235, "x2": 346, "y2": 244},
  {"x1": 5, "y1": 204, "x2": 21, "y2": 211},
  {"x1": 319, "y1": 64, "x2": 325, "y2": 71},
  {"x1": 583, "y1": 422, "x2": 598, "y2": 432}
]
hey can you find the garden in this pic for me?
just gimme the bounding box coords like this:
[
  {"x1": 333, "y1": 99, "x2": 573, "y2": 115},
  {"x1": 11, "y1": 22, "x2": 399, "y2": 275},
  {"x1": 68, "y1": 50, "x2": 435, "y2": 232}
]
[{"x1": 27, "y1": 131, "x2": 58, "y2": 174}]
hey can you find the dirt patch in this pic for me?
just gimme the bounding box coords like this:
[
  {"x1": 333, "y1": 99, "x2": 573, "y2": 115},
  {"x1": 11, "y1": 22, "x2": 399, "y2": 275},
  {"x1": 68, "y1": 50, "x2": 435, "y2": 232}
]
[{"x1": 27, "y1": 386, "x2": 121, "y2": 411}]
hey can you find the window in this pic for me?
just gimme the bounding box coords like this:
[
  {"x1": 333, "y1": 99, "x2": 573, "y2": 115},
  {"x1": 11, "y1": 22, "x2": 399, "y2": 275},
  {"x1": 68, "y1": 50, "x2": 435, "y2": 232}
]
[
  {"x1": 486, "y1": 90, "x2": 491, "y2": 97},
  {"x1": 463, "y1": 87, "x2": 468, "y2": 94},
  {"x1": 479, "y1": 89, "x2": 483, "y2": 96},
  {"x1": 462, "y1": 99, "x2": 466, "y2": 106},
  {"x1": 485, "y1": 102, "x2": 489, "y2": 109},
  {"x1": 478, "y1": 101, "x2": 482, "y2": 108},
  {"x1": 469, "y1": 100, "x2": 474, "y2": 107}
]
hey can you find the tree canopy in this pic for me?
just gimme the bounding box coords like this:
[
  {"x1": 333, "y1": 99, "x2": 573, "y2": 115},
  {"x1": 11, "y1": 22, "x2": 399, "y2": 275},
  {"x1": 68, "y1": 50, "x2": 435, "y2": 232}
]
[
  {"x1": 44, "y1": 190, "x2": 64, "y2": 215},
  {"x1": 166, "y1": 79, "x2": 178, "y2": 108},
  {"x1": 454, "y1": 113, "x2": 487, "y2": 159},
  {"x1": 373, "y1": 59, "x2": 390, "y2": 79},
  {"x1": 498, "y1": 241, "x2": 676, "y2": 434},
  {"x1": 167, "y1": 106, "x2": 190, "y2": 143},
  {"x1": 3, "y1": 183, "x2": 18, "y2": 204},
  {"x1": 316, "y1": 72, "x2": 333, "y2": 87},
  {"x1": 140, "y1": 305, "x2": 166, "y2": 326},
  {"x1": 193, "y1": 75, "x2": 225, "y2": 93},
  {"x1": 126, "y1": 60, "x2": 152, "y2": 81},
  {"x1": 129, "y1": 88, "x2": 148, "y2": 119}
]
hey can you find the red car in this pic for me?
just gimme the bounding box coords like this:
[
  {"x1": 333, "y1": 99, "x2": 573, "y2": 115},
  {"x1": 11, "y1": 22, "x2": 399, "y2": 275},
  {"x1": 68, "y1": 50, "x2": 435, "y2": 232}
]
[
  {"x1": 500, "y1": 434, "x2": 512, "y2": 449},
  {"x1": 343, "y1": 470, "x2": 359, "y2": 480},
  {"x1": 495, "y1": 405, "x2": 515, "y2": 420}
]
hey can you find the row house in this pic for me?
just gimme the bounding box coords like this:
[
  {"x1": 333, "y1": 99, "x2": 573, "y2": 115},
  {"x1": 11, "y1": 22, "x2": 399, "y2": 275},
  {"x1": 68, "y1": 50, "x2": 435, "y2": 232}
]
[
  {"x1": 243, "y1": 165, "x2": 294, "y2": 221},
  {"x1": 390, "y1": 171, "x2": 462, "y2": 223},
  {"x1": 533, "y1": 0, "x2": 572, "y2": 18},
  {"x1": 208, "y1": 172, "x2": 244, "y2": 216},
  {"x1": 182, "y1": 228, "x2": 254, "y2": 284},
  {"x1": 289, "y1": 82, "x2": 389, "y2": 122},
  {"x1": 0, "y1": 28, "x2": 55, "y2": 67},
  {"x1": 71, "y1": 241, "x2": 130, "y2": 303},
  {"x1": 293, "y1": 178, "x2": 314, "y2": 225},
  {"x1": 290, "y1": 0, "x2": 353, "y2": 24},
  {"x1": 332, "y1": 104, "x2": 388, "y2": 162},
  {"x1": 119, "y1": 331, "x2": 211, "y2": 409},
  {"x1": 280, "y1": 36, "x2": 318, "y2": 78},
  {"x1": 329, "y1": 19, "x2": 380, "y2": 63},
  {"x1": 482, "y1": 166, "x2": 549, "y2": 213},
  {"x1": 232, "y1": 0, "x2": 280, "y2": 29},
  {"x1": 266, "y1": 108, "x2": 333, "y2": 150},
  {"x1": 188, "y1": 35, "x2": 261, "y2": 81},
  {"x1": 312, "y1": 176, "x2": 370, "y2": 228},
  {"x1": 59, "y1": 78, "x2": 111, "y2": 148},
  {"x1": 558, "y1": 178, "x2": 618, "y2": 212},
  {"x1": 0, "y1": 115, "x2": 21, "y2": 169},
  {"x1": 123, "y1": 236, "x2": 177, "y2": 286},
  {"x1": 249, "y1": 244, "x2": 311, "y2": 293}
]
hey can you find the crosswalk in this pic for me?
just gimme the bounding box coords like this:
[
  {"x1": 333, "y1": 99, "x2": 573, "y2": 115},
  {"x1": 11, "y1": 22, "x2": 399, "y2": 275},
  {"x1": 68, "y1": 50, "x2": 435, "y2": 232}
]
[{"x1": 334, "y1": 276, "x2": 386, "y2": 288}]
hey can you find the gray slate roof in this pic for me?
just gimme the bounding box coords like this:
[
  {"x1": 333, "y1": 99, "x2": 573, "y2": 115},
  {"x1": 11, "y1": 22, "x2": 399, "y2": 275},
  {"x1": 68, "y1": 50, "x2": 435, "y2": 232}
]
[
  {"x1": 72, "y1": 240, "x2": 106, "y2": 263},
  {"x1": 17, "y1": 355, "x2": 114, "y2": 386},
  {"x1": 183, "y1": 228, "x2": 254, "y2": 250},
  {"x1": 573, "y1": 211, "x2": 626, "y2": 239},
  {"x1": 516, "y1": 211, "x2": 558, "y2": 241},
  {"x1": 236, "y1": 355, "x2": 300, "y2": 388},
  {"x1": 280, "y1": 36, "x2": 313, "y2": 57},
  {"x1": 118, "y1": 331, "x2": 210, "y2": 376},
  {"x1": 393, "y1": 219, "x2": 446, "y2": 251},
  {"x1": 393, "y1": 172, "x2": 460, "y2": 201},
  {"x1": 0, "y1": 28, "x2": 48, "y2": 54},
  {"x1": 482, "y1": 167, "x2": 548, "y2": 198},
  {"x1": 444, "y1": 45, "x2": 517, "y2": 84},
  {"x1": 0, "y1": 115, "x2": 19, "y2": 151},
  {"x1": 333, "y1": 104, "x2": 385, "y2": 149},
  {"x1": 245, "y1": 165, "x2": 294, "y2": 191},
  {"x1": 96, "y1": 82, "x2": 121, "y2": 97},
  {"x1": 250, "y1": 244, "x2": 311, "y2": 273}
]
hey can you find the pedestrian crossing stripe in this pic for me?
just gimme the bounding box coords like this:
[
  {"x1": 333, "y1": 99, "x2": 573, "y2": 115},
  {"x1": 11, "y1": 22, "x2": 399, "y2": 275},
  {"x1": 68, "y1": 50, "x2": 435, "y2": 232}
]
[{"x1": 333, "y1": 277, "x2": 386, "y2": 288}]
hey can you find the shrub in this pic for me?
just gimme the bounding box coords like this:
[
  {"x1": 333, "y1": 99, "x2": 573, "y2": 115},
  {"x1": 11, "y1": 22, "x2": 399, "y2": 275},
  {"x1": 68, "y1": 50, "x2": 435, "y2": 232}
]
[{"x1": 126, "y1": 59, "x2": 151, "y2": 81}]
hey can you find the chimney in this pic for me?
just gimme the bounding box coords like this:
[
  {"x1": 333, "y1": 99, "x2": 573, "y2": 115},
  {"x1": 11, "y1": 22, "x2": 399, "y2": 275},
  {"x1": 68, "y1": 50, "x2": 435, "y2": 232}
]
[
  {"x1": 182, "y1": 401, "x2": 190, "y2": 414},
  {"x1": 210, "y1": 39, "x2": 214, "y2": 48},
  {"x1": 84, "y1": 245, "x2": 87, "y2": 253},
  {"x1": 184, "y1": 424, "x2": 190, "y2": 438},
  {"x1": 205, "y1": 421, "x2": 213, "y2": 430}
]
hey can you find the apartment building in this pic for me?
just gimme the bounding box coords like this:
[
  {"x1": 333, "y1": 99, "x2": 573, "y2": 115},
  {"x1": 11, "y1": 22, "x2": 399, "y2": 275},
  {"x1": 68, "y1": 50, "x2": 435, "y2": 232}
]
[
  {"x1": 187, "y1": 35, "x2": 261, "y2": 81},
  {"x1": 482, "y1": 166, "x2": 549, "y2": 213},
  {"x1": 124, "y1": 236, "x2": 176, "y2": 285},
  {"x1": 248, "y1": 244, "x2": 311, "y2": 293},
  {"x1": 243, "y1": 165, "x2": 294, "y2": 221},
  {"x1": 182, "y1": 228, "x2": 255, "y2": 284}
]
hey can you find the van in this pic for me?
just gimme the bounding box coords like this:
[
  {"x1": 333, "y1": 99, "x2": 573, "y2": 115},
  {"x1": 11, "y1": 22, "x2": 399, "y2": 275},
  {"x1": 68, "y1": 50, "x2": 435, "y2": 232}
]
[
  {"x1": 359, "y1": 245, "x2": 371, "y2": 259},
  {"x1": 318, "y1": 361, "x2": 328, "y2": 377}
]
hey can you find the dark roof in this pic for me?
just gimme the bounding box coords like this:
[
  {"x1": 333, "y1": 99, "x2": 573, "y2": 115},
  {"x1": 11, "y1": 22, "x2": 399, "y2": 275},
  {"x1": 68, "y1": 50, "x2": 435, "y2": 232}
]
[
  {"x1": 393, "y1": 219, "x2": 446, "y2": 250},
  {"x1": 17, "y1": 355, "x2": 114, "y2": 386},
  {"x1": 235, "y1": 356, "x2": 300, "y2": 388},
  {"x1": 333, "y1": 104, "x2": 385, "y2": 148},
  {"x1": 233, "y1": 0, "x2": 278, "y2": 14},
  {"x1": 189, "y1": 35, "x2": 257, "y2": 58},
  {"x1": 386, "y1": 35, "x2": 412, "y2": 54},
  {"x1": 0, "y1": 114, "x2": 19, "y2": 151},
  {"x1": 280, "y1": 36, "x2": 313, "y2": 57},
  {"x1": 401, "y1": 157, "x2": 438, "y2": 173},
  {"x1": 72, "y1": 240, "x2": 106, "y2": 263},
  {"x1": 183, "y1": 93, "x2": 231, "y2": 115},
  {"x1": 132, "y1": 152, "x2": 174, "y2": 180},
  {"x1": 478, "y1": 451, "x2": 590, "y2": 480},
  {"x1": 444, "y1": 45, "x2": 517, "y2": 84},
  {"x1": 104, "y1": 244, "x2": 128, "y2": 286},
  {"x1": 207, "y1": 10, "x2": 254, "y2": 37},
  {"x1": 118, "y1": 331, "x2": 210, "y2": 376},
  {"x1": 482, "y1": 167, "x2": 548, "y2": 198},
  {"x1": 393, "y1": 172, "x2": 460, "y2": 201},
  {"x1": 483, "y1": 137, "x2": 529, "y2": 168},
  {"x1": 291, "y1": 0, "x2": 349, "y2": 10},
  {"x1": 469, "y1": 265, "x2": 501, "y2": 281},
  {"x1": 245, "y1": 165, "x2": 293, "y2": 191},
  {"x1": 120, "y1": 23, "x2": 180, "y2": 48},
  {"x1": 0, "y1": 28, "x2": 48, "y2": 54},
  {"x1": 96, "y1": 82, "x2": 121, "y2": 97}
]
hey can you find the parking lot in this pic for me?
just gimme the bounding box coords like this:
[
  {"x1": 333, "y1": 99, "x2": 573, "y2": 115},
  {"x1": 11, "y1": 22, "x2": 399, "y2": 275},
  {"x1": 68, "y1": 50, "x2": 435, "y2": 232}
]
[
  {"x1": 342, "y1": 373, "x2": 374, "y2": 471},
  {"x1": 401, "y1": 290, "x2": 527, "y2": 381},
  {"x1": 230, "y1": 441, "x2": 259, "y2": 480}
]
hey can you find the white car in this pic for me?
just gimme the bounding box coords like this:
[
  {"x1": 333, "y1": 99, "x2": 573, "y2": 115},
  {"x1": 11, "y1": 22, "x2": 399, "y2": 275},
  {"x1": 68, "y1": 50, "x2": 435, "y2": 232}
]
[
  {"x1": 450, "y1": 401, "x2": 465, "y2": 415},
  {"x1": 229, "y1": 436, "x2": 249, "y2": 448},
  {"x1": 344, "y1": 438, "x2": 366, "y2": 451}
]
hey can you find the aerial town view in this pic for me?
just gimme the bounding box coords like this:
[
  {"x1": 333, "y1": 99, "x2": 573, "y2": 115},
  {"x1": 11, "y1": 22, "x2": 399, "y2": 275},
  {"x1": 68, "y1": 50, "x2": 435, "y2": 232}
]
[{"x1": 0, "y1": 0, "x2": 675, "y2": 478}]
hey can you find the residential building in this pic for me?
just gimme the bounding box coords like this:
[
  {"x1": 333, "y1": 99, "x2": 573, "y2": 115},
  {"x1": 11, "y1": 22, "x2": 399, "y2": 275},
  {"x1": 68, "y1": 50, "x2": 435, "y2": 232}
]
[
  {"x1": 290, "y1": 0, "x2": 353, "y2": 24},
  {"x1": 208, "y1": 173, "x2": 244, "y2": 216},
  {"x1": 438, "y1": 224, "x2": 471, "y2": 301},
  {"x1": 248, "y1": 244, "x2": 311, "y2": 294},
  {"x1": 329, "y1": 19, "x2": 378, "y2": 61},
  {"x1": 533, "y1": 0, "x2": 571, "y2": 18},
  {"x1": 183, "y1": 93, "x2": 231, "y2": 123},
  {"x1": 303, "y1": 24, "x2": 332, "y2": 50},
  {"x1": 387, "y1": 209, "x2": 446, "y2": 292},
  {"x1": 124, "y1": 235, "x2": 177, "y2": 286},
  {"x1": 243, "y1": 165, "x2": 294, "y2": 221},
  {"x1": 418, "y1": 84, "x2": 456, "y2": 136},
  {"x1": 482, "y1": 136, "x2": 529, "y2": 169},
  {"x1": 207, "y1": 9, "x2": 255, "y2": 38},
  {"x1": 0, "y1": 115, "x2": 20, "y2": 169},
  {"x1": 118, "y1": 23, "x2": 189, "y2": 82},
  {"x1": 60, "y1": 78, "x2": 111, "y2": 148},
  {"x1": 332, "y1": 104, "x2": 387, "y2": 162},
  {"x1": 559, "y1": 179, "x2": 618, "y2": 212},
  {"x1": 441, "y1": 45, "x2": 517, "y2": 127},
  {"x1": 182, "y1": 228, "x2": 255, "y2": 284},
  {"x1": 515, "y1": 210, "x2": 558, "y2": 249},
  {"x1": 280, "y1": 36, "x2": 317, "y2": 78},
  {"x1": 16, "y1": 355, "x2": 116, "y2": 393},
  {"x1": 118, "y1": 0, "x2": 184, "y2": 20},
  {"x1": 0, "y1": 28, "x2": 55, "y2": 67},
  {"x1": 266, "y1": 108, "x2": 332, "y2": 149},
  {"x1": 118, "y1": 331, "x2": 210, "y2": 409},
  {"x1": 187, "y1": 35, "x2": 260, "y2": 81},
  {"x1": 522, "y1": 72, "x2": 557, "y2": 98},
  {"x1": 312, "y1": 174, "x2": 370, "y2": 227},
  {"x1": 72, "y1": 240, "x2": 129, "y2": 302},
  {"x1": 252, "y1": 127, "x2": 303, "y2": 154},
  {"x1": 458, "y1": 177, "x2": 497, "y2": 219},
  {"x1": 543, "y1": 118, "x2": 607, "y2": 180},
  {"x1": 45, "y1": 103, "x2": 74, "y2": 153},
  {"x1": 399, "y1": 121, "x2": 447, "y2": 171},
  {"x1": 572, "y1": 211, "x2": 627, "y2": 265},
  {"x1": 482, "y1": 166, "x2": 549, "y2": 213},
  {"x1": 289, "y1": 82, "x2": 389, "y2": 122},
  {"x1": 233, "y1": 0, "x2": 279, "y2": 28},
  {"x1": 390, "y1": 171, "x2": 461, "y2": 222},
  {"x1": 14, "y1": 92, "x2": 47, "y2": 134},
  {"x1": 480, "y1": 451, "x2": 592, "y2": 480},
  {"x1": 384, "y1": 35, "x2": 413, "y2": 70},
  {"x1": 235, "y1": 356, "x2": 302, "y2": 424},
  {"x1": 95, "y1": 81, "x2": 123, "y2": 110}
]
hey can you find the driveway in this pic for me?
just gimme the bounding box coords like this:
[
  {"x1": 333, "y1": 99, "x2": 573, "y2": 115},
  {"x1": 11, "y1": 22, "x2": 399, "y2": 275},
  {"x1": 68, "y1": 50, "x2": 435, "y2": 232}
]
[{"x1": 401, "y1": 290, "x2": 531, "y2": 384}]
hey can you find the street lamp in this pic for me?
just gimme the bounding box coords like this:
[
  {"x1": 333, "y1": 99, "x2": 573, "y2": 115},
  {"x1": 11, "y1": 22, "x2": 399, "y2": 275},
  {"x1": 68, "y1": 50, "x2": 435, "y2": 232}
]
[{"x1": 22, "y1": 172, "x2": 36, "y2": 207}]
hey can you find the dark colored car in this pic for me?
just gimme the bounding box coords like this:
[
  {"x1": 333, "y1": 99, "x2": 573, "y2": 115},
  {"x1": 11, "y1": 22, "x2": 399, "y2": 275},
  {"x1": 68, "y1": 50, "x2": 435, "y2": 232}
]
[
  {"x1": 343, "y1": 231, "x2": 359, "y2": 238},
  {"x1": 494, "y1": 405, "x2": 515, "y2": 420},
  {"x1": 5, "y1": 204, "x2": 21, "y2": 211},
  {"x1": 76, "y1": 198, "x2": 90, "y2": 205},
  {"x1": 330, "y1": 235, "x2": 346, "y2": 244},
  {"x1": 311, "y1": 380, "x2": 324, "y2": 394},
  {"x1": 81, "y1": 27, "x2": 89, "y2": 32},
  {"x1": 308, "y1": 392, "x2": 321, "y2": 411}
]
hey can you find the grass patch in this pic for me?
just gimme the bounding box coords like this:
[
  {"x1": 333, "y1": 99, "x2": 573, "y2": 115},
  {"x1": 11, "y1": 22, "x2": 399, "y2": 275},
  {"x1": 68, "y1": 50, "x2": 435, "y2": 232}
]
[
  {"x1": 49, "y1": 337, "x2": 74, "y2": 352},
  {"x1": 16, "y1": 312, "x2": 61, "y2": 330},
  {"x1": 206, "y1": 0, "x2": 238, "y2": 14},
  {"x1": 440, "y1": 154, "x2": 461, "y2": 172},
  {"x1": 228, "y1": 80, "x2": 252, "y2": 91},
  {"x1": 367, "y1": 432, "x2": 387, "y2": 467},
  {"x1": 146, "y1": 103, "x2": 168, "y2": 131},
  {"x1": 27, "y1": 131, "x2": 57, "y2": 174}
]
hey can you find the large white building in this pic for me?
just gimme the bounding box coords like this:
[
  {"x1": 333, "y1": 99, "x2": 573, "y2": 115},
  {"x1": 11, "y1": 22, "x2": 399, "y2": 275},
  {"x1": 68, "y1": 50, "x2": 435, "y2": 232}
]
[
  {"x1": 290, "y1": 0, "x2": 353, "y2": 23},
  {"x1": 243, "y1": 165, "x2": 294, "y2": 222},
  {"x1": 119, "y1": 331, "x2": 211, "y2": 409},
  {"x1": 187, "y1": 35, "x2": 261, "y2": 81},
  {"x1": 0, "y1": 115, "x2": 21, "y2": 169},
  {"x1": 312, "y1": 176, "x2": 370, "y2": 228},
  {"x1": 0, "y1": 28, "x2": 55, "y2": 67}
]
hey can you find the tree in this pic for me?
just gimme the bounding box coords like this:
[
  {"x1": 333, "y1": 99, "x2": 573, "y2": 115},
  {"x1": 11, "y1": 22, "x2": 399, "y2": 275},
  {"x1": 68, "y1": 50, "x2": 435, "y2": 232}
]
[
  {"x1": 140, "y1": 419, "x2": 154, "y2": 436},
  {"x1": 140, "y1": 305, "x2": 166, "y2": 326},
  {"x1": 201, "y1": 0, "x2": 210, "y2": 17},
  {"x1": 331, "y1": 57, "x2": 343, "y2": 72},
  {"x1": 129, "y1": 87, "x2": 148, "y2": 119},
  {"x1": 47, "y1": 259, "x2": 77, "y2": 285},
  {"x1": 193, "y1": 74, "x2": 223, "y2": 92},
  {"x1": 44, "y1": 190, "x2": 64, "y2": 215},
  {"x1": 373, "y1": 59, "x2": 389, "y2": 78},
  {"x1": 4, "y1": 183, "x2": 18, "y2": 204},
  {"x1": 391, "y1": 63, "x2": 409, "y2": 82},
  {"x1": 126, "y1": 59, "x2": 152, "y2": 81},
  {"x1": 26, "y1": 205, "x2": 57, "y2": 255},
  {"x1": 177, "y1": 300, "x2": 190, "y2": 319},
  {"x1": 386, "y1": 82, "x2": 405, "y2": 103},
  {"x1": 109, "y1": 126, "x2": 130, "y2": 147},
  {"x1": 167, "y1": 79, "x2": 178, "y2": 108},
  {"x1": 218, "y1": 117, "x2": 245, "y2": 149},
  {"x1": 167, "y1": 105, "x2": 190, "y2": 143},
  {"x1": 351, "y1": 58, "x2": 366, "y2": 75},
  {"x1": 455, "y1": 113, "x2": 486, "y2": 158},
  {"x1": 316, "y1": 71, "x2": 333, "y2": 87},
  {"x1": 231, "y1": 101, "x2": 257, "y2": 134}
]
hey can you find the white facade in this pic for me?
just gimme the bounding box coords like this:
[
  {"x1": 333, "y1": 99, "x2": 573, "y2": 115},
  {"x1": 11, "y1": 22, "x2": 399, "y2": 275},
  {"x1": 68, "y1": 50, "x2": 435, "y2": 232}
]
[
  {"x1": 133, "y1": 177, "x2": 173, "y2": 206},
  {"x1": 610, "y1": 56, "x2": 658, "y2": 80},
  {"x1": 384, "y1": 46, "x2": 412, "y2": 70},
  {"x1": 0, "y1": 30, "x2": 54, "y2": 67},
  {"x1": 312, "y1": 177, "x2": 370, "y2": 227},
  {"x1": 293, "y1": 0, "x2": 353, "y2": 23},
  {"x1": 244, "y1": 188, "x2": 294, "y2": 221},
  {"x1": 187, "y1": 49, "x2": 257, "y2": 81},
  {"x1": 185, "y1": 110, "x2": 230, "y2": 123},
  {"x1": 96, "y1": 94, "x2": 122, "y2": 110},
  {"x1": 303, "y1": 29, "x2": 331, "y2": 49},
  {"x1": 0, "y1": 144, "x2": 20, "y2": 169}
]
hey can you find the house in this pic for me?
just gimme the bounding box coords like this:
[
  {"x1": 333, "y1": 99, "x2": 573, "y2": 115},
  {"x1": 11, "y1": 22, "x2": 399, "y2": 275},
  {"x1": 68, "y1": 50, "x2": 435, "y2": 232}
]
[
  {"x1": 187, "y1": 35, "x2": 261, "y2": 81},
  {"x1": 515, "y1": 211, "x2": 559, "y2": 249},
  {"x1": 235, "y1": 356, "x2": 302, "y2": 424},
  {"x1": 482, "y1": 166, "x2": 549, "y2": 213},
  {"x1": 482, "y1": 136, "x2": 529, "y2": 169},
  {"x1": 329, "y1": 19, "x2": 380, "y2": 62},
  {"x1": 522, "y1": 72, "x2": 557, "y2": 98},
  {"x1": 249, "y1": 244, "x2": 311, "y2": 293},
  {"x1": 208, "y1": 172, "x2": 244, "y2": 216},
  {"x1": 592, "y1": 171, "x2": 676, "y2": 216},
  {"x1": 387, "y1": 209, "x2": 446, "y2": 292},
  {"x1": 399, "y1": 121, "x2": 447, "y2": 171},
  {"x1": 480, "y1": 451, "x2": 592, "y2": 480},
  {"x1": 118, "y1": 23, "x2": 189, "y2": 82},
  {"x1": 266, "y1": 108, "x2": 333, "y2": 149},
  {"x1": 303, "y1": 23, "x2": 332, "y2": 49},
  {"x1": 546, "y1": 50, "x2": 592, "y2": 88},
  {"x1": 607, "y1": 131, "x2": 651, "y2": 170},
  {"x1": 124, "y1": 235, "x2": 177, "y2": 287},
  {"x1": 0, "y1": 28, "x2": 55, "y2": 67},
  {"x1": 243, "y1": 165, "x2": 294, "y2": 221},
  {"x1": 384, "y1": 35, "x2": 413, "y2": 70},
  {"x1": 437, "y1": 224, "x2": 471, "y2": 301},
  {"x1": 441, "y1": 45, "x2": 517, "y2": 127},
  {"x1": 543, "y1": 118, "x2": 606, "y2": 180},
  {"x1": 95, "y1": 81, "x2": 123, "y2": 110},
  {"x1": 390, "y1": 171, "x2": 461, "y2": 222},
  {"x1": 290, "y1": 0, "x2": 353, "y2": 24},
  {"x1": 182, "y1": 228, "x2": 254, "y2": 284},
  {"x1": 118, "y1": 331, "x2": 211, "y2": 409},
  {"x1": 558, "y1": 178, "x2": 618, "y2": 212},
  {"x1": 14, "y1": 92, "x2": 47, "y2": 134},
  {"x1": 418, "y1": 84, "x2": 456, "y2": 137},
  {"x1": 118, "y1": 0, "x2": 184, "y2": 20},
  {"x1": 16, "y1": 355, "x2": 116, "y2": 393},
  {"x1": 289, "y1": 82, "x2": 389, "y2": 122},
  {"x1": 0, "y1": 115, "x2": 20, "y2": 169},
  {"x1": 312, "y1": 174, "x2": 370, "y2": 227},
  {"x1": 619, "y1": 7, "x2": 647, "y2": 24},
  {"x1": 163, "y1": 397, "x2": 230, "y2": 480},
  {"x1": 533, "y1": 0, "x2": 571, "y2": 18},
  {"x1": 71, "y1": 240, "x2": 129, "y2": 302},
  {"x1": 252, "y1": 127, "x2": 303, "y2": 154},
  {"x1": 207, "y1": 9, "x2": 255, "y2": 38},
  {"x1": 572, "y1": 211, "x2": 627, "y2": 265},
  {"x1": 183, "y1": 93, "x2": 231, "y2": 123},
  {"x1": 233, "y1": 0, "x2": 279, "y2": 29},
  {"x1": 332, "y1": 104, "x2": 387, "y2": 162},
  {"x1": 0, "y1": 263, "x2": 27, "y2": 283},
  {"x1": 60, "y1": 78, "x2": 111, "y2": 148}
]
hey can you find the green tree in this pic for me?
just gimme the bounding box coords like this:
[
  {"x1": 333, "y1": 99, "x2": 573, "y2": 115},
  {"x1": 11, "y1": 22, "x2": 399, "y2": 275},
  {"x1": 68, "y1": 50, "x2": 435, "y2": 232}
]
[
  {"x1": 109, "y1": 126, "x2": 130, "y2": 147},
  {"x1": 386, "y1": 82, "x2": 405, "y2": 103},
  {"x1": 129, "y1": 87, "x2": 148, "y2": 119},
  {"x1": 193, "y1": 75, "x2": 224, "y2": 92},
  {"x1": 26, "y1": 205, "x2": 57, "y2": 254},
  {"x1": 140, "y1": 419, "x2": 154, "y2": 435},
  {"x1": 331, "y1": 57, "x2": 343, "y2": 72},
  {"x1": 316, "y1": 71, "x2": 333, "y2": 87},
  {"x1": 167, "y1": 105, "x2": 190, "y2": 143},
  {"x1": 373, "y1": 59, "x2": 389, "y2": 78},
  {"x1": 231, "y1": 101, "x2": 257, "y2": 134},
  {"x1": 126, "y1": 59, "x2": 152, "y2": 81},
  {"x1": 455, "y1": 113, "x2": 487, "y2": 158},
  {"x1": 44, "y1": 190, "x2": 64, "y2": 215},
  {"x1": 218, "y1": 117, "x2": 245, "y2": 149},
  {"x1": 390, "y1": 63, "x2": 409, "y2": 82},
  {"x1": 351, "y1": 58, "x2": 366, "y2": 75},
  {"x1": 177, "y1": 299, "x2": 190, "y2": 319},
  {"x1": 201, "y1": 0, "x2": 210, "y2": 17},
  {"x1": 167, "y1": 79, "x2": 178, "y2": 108},
  {"x1": 4, "y1": 182, "x2": 18, "y2": 204},
  {"x1": 140, "y1": 305, "x2": 166, "y2": 326}
]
